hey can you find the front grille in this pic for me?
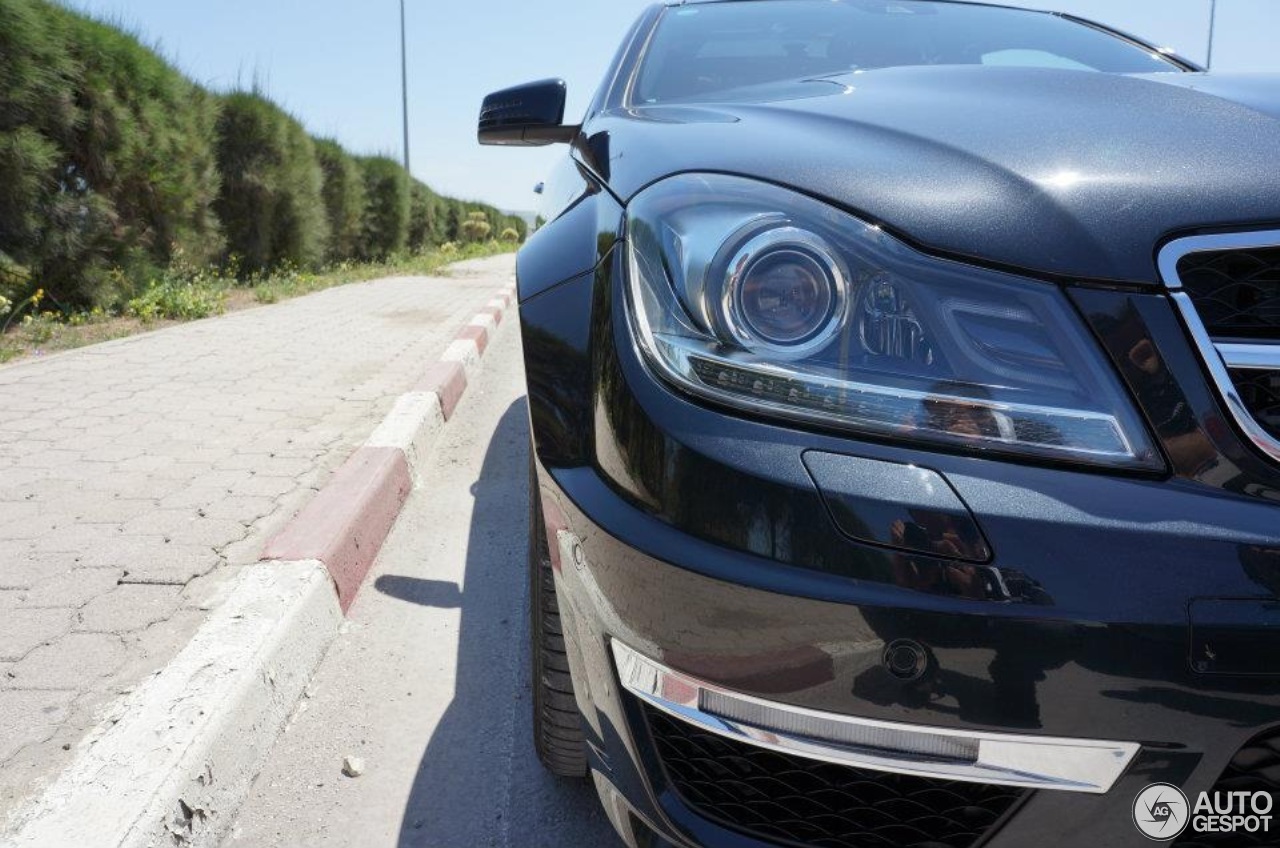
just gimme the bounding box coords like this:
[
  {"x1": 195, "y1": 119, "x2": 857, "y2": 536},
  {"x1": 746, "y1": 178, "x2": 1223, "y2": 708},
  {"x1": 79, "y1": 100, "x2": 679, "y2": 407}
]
[
  {"x1": 645, "y1": 707, "x2": 1025, "y2": 848},
  {"x1": 1232, "y1": 370, "x2": 1280, "y2": 441},
  {"x1": 1179, "y1": 248, "x2": 1280, "y2": 340},
  {"x1": 1176, "y1": 727, "x2": 1280, "y2": 848}
]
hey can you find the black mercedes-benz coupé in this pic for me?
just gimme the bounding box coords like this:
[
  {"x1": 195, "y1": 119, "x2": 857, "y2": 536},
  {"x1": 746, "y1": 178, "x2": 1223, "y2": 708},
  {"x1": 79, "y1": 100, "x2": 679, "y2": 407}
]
[{"x1": 479, "y1": 2, "x2": 1280, "y2": 845}]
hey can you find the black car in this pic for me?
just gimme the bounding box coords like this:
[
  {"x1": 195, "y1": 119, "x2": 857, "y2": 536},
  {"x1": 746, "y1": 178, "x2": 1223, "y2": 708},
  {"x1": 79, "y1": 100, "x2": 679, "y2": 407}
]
[{"x1": 478, "y1": 2, "x2": 1280, "y2": 846}]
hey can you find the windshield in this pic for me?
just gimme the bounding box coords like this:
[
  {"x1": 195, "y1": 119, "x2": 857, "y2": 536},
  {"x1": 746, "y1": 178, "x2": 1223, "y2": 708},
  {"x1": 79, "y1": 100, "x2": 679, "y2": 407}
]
[{"x1": 632, "y1": 0, "x2": 1182, "y2": 105}]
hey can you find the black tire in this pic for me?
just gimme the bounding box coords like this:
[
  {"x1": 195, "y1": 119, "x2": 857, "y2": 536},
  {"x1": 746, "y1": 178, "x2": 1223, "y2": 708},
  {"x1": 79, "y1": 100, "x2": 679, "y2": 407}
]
[{"x1": 529, "y1": 453, "x2": 589, "y2": 778}]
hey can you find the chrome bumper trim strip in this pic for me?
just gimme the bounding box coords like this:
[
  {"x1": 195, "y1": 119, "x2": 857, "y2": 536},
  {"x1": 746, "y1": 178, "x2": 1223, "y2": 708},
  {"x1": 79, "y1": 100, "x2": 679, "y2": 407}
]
[{"x1": 613, "y1": 640, "x2": 1139, "y2": 795}]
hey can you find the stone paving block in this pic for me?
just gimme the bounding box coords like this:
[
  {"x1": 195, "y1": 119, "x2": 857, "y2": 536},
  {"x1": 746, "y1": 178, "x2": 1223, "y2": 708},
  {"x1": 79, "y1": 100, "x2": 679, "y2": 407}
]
[
  {"x1": 237, "y1": 475, "x2": 301, "y2": 498},
  {"x1": 188, "y1": 469, "x2": 254, "y2": 492},
  {"x1": 158, "y1": 484, "x2": 234, "y2": 510},
  {"x1": 10, "y1": 632, "x2": 128, "y2": 690},
  {"x1": 116, "y1": 548, "x2": 222, "y2": 586},
  {"x1": 28, "y1": 522, "x2": 125, "y2": 551},
  {"x1": 190, "y1": 495, "x2": 278, "y2": 523},
  {"x1": 0, "y1": 517, "x2": 46, "y2": 541},
  {"x1": 73, "y1": 585, "x2": 184, "y2": 633},
  {"x1": 20, "y1": 569, "x2": 125, "y2": 609},
  {"x1": 177, "y1": 518, "x2": 251, "y2": 548},
  {"x1": 0, "y1": 609, "x2": 73, "y2": 662},
  {"x1": 67, "y1": 498, "x2": 158, "y2": 524},
  {"x1": 0, "y1": 551, "x2": 72, "y2": 591},
  {"x1": 0, "y1": 502, "x2": 43, "y2": 527},
  {"x1": 67, "y1": 535, "x2": 179, "y2": 569},
  {"x1": 119, "y1": 508, "x2": 200, "y2": 538},
  {"x1": 0, "y1": 691, "x2": 76, "y2": 762}
]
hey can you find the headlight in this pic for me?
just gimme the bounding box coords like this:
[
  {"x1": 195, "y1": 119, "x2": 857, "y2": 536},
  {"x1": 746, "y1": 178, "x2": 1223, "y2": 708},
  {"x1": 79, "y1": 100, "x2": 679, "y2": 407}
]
[{"x1": 625, "y1": 174, "x2": 1161, "y2": 470}]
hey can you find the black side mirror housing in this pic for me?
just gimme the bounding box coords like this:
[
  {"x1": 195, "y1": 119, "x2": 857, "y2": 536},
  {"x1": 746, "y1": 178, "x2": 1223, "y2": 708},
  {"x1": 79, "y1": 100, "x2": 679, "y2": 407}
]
[{"x1": 478, "y1": 79, "x2": 578, "y2": 146}]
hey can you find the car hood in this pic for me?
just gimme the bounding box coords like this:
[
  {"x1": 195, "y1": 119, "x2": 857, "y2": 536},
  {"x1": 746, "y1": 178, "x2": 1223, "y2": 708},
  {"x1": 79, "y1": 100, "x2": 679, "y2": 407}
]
[{"x1": 590, "y1": 67, "x2": 1280, "y2": 284}]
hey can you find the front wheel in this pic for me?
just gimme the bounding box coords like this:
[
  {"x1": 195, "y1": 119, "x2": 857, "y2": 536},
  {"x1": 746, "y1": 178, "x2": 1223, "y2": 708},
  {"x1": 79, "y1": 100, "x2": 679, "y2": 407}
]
[{"x1": 529, "y1": 452, "x2": 588, "y2": 778}]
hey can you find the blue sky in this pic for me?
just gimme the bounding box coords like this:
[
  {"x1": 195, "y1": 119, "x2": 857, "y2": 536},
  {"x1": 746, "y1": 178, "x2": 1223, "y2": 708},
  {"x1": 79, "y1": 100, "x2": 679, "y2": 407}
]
[{"x1": 61, "y1": 0, "x2": 1280, "y2": 212}]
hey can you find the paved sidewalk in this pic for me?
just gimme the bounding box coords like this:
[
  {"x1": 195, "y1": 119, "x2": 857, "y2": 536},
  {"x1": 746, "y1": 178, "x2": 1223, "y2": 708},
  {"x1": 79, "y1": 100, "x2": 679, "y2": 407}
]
[{"x1": 0, "y1": 254, "x2": 516, "y2": 821}]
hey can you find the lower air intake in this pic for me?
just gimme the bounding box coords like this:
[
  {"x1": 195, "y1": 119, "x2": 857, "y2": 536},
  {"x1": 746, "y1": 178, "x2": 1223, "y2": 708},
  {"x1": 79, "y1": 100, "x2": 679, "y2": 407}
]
[{"x1": 645, "y1": 706, "x2": 1025, "y2": 848}]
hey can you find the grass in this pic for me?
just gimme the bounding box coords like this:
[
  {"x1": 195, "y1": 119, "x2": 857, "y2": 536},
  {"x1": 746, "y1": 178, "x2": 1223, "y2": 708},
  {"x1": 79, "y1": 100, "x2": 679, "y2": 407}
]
[{"x1": 0, "y1": 240, "x2": 515, "y2": 365}]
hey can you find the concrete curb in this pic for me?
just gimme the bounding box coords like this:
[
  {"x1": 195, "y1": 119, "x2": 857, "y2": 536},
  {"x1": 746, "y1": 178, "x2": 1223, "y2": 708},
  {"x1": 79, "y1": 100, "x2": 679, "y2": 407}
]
[
  {"x1": 1, "y1": 281, "x2": 518, "y2": 848},
  {"x1": 262, "y1": 447, "x2": 413, "y2": 613},
  {"x1": 264, "y1": 283, "x2": 515, "y2": 612}
]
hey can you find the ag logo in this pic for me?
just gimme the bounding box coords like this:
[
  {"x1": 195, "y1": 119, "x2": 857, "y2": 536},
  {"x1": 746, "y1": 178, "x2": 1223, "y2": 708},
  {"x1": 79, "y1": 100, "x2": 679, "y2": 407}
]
[{"x1": 1133, "y1": 783, "x2": 1190, "y2": 841}]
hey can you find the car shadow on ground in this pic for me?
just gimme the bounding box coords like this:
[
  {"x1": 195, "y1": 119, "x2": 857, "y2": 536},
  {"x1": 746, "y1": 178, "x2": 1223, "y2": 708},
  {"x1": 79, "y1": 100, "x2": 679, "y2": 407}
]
[{"x1": 375, "y1": 400, "x2": 618, "y2": 848}]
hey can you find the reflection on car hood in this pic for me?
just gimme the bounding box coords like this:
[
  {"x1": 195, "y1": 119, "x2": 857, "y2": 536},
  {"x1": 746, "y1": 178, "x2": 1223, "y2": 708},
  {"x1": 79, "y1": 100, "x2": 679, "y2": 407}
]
[{"x1": 595, "y1": 67, "x2": 1280, "y2": 284}]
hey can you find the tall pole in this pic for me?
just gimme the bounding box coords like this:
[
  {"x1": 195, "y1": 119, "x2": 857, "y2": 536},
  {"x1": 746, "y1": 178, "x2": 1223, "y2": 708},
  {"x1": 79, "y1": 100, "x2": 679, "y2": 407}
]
[
  {"x1": 1206, "y1": 0, "x2": 1218, "y2": 70},
  {"x1": 399, "y1": 0, "x2": 409, "y2": 174}
]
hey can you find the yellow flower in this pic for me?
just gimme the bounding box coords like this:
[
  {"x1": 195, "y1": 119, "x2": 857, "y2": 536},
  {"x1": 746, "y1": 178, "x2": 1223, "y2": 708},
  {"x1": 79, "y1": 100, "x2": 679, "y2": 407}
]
[{"x1": 32, "y1": 288, "x2": 45, "y2": 306}]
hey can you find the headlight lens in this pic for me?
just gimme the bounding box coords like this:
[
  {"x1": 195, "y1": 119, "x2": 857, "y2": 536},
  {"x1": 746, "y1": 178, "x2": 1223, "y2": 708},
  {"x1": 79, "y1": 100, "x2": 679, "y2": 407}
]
[
  {"x1": 724, "y1": 227, "x2": 848, "y2": 355},
  {"x1": 625, "y1": 174, "x2": 1161, "y2": 469}
]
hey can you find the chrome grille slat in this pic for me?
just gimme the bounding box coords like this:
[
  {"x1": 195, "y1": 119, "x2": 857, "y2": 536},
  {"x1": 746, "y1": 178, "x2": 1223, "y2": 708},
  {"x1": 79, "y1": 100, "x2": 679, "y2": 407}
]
[
  {"x1": 1160, "y1": 232, "x2": 1280, "y2": 465},
  {"x1": 1177, "y1": 247, "x2": 1280, "y2": 339},
  {"x1": 1231, "y1": 369, "x2": 1280, "y2": 441}
]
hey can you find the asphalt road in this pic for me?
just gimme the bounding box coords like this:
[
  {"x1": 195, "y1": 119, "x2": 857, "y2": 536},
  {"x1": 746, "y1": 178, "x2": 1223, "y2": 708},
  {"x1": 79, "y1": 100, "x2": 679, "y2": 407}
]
[{"x1": 224, "y1": 319, "x2": 620, "y2": 847}]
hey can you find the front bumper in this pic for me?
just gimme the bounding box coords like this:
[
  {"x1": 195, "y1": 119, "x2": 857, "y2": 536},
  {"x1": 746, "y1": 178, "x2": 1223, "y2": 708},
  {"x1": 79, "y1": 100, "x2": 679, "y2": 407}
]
[{"x1": 538, "y1": 464, "x2": 1280, "y2": 847}]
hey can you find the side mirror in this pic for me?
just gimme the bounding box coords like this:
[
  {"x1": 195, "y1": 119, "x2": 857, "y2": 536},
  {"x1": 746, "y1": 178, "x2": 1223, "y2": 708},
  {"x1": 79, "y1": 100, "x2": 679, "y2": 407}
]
[{"x1": 478, "y1": 79, "x2": 578, "y2": 146}]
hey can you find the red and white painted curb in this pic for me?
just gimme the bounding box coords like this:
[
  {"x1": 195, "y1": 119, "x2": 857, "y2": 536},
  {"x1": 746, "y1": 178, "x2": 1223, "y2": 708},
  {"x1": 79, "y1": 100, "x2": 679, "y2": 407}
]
[
  {"x1": 263, "y1": 286, "x2": 515, "y2": 613},
  {"x1": 4, "y1": 283, "x2": 518, "y2": 848}
]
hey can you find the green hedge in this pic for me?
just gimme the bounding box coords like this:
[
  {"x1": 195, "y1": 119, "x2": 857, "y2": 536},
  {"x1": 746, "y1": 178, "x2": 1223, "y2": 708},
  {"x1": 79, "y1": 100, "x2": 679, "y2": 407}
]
[
  {"x1": 357, "y1": 156, "x2": 410, "y2": 260},
  {"x1": 315, "y1": 139, "x2": 365, "y2": 263},
  {"x1": 407, "y1": 182, "x2": 438, "y2": 251},
  {"x1": 215, "y1": 93, "x2": 328, "y2": 273},
  {"x1": 0, "y1": 0, "x2": 525, "y2": 312}
]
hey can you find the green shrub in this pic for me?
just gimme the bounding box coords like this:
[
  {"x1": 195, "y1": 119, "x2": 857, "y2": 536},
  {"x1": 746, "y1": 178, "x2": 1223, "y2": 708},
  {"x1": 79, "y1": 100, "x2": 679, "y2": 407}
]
[
  {"x1": 314, "y1": 138, "x2": 365, "y2": 262},
  {"x1": 215, "y1": 92, "x2": 328, "y2": 274},
  {"x1": 125, "y1": 266, "x2": 229, "y2": 323},
  {"x1": 70, "y1": 15, "x2": 224, "y2": 267},
  {"x1": 499, "y1": 227, "x2": 520, "y2": 243},
  {"x1": 444, "y1": 202, "x2": 464, "y2": 242},
  {"x1": 0, "y1": 0, "x2": 223, "y2": 309},
  {"x1": 357, "y1": 156, "x2": 409, "y2": 260},
  {"x1": 407, "y1": 181, "x2": 436, "y2": 251},
  {"x1": 504, "y1": 215, "x2": 528, "y2": 242},
  {"x1": 460, "y1": 211, "x2": 492, "y2": 242},
  {"x1": 0, "y1": 1, "x2": 78, "y2": 290},
  {"x1": 125, "y1": 279, "x2": 225, "y2": 323}
]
